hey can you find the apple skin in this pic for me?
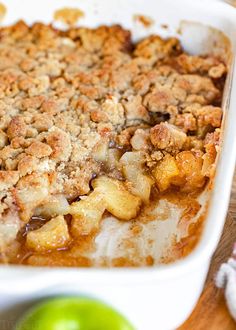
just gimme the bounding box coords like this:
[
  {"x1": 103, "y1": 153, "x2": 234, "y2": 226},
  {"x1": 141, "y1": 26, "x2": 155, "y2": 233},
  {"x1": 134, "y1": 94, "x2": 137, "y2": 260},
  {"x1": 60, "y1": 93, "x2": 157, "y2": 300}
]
[{"x1": 15, "y1": 297, "x2": 135, "y2": 330}]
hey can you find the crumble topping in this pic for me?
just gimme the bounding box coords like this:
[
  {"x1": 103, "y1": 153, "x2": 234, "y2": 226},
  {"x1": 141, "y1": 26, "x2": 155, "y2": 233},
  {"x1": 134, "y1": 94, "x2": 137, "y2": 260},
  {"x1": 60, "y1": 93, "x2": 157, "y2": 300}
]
[
  {"x1": 0, "y1": 21, "x2": 226, "y2": 266},
  {"x1": 133, "y1": 15, "x2": 154, "y2": 28},
  {"x1": 54, "y1": 8, "x2": 85, "y2": 27},
  {"x1": 0, "y1": 3, "x2": 6, "y2": 23}
]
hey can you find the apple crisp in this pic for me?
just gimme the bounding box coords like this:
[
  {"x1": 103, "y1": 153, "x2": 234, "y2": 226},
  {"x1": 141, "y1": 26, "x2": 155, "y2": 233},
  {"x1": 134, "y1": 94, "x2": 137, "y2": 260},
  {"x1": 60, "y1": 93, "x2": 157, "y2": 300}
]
[{"x1": 0, "y1": 21, "x2": 226, "y2": 266}]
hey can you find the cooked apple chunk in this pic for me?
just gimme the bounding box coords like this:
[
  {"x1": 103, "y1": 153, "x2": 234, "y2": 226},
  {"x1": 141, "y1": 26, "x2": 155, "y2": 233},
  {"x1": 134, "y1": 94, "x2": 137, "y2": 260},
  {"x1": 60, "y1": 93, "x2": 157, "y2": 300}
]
[
  {"x1": 152, "y1": 154, "x2": 179, "y2": 191},
  {"x1": 15, "y1": 173, "x2": 50, "y2": 222},
  {"x1": 173, "y1": 151, "x2": 205, "y2": 191},
  {"x1": 92, "y1": 176, "x2": 141, "y2": 220},
  {"x1": 126, "y1": 169, "x2": 154, "y2": 203},
  {"x1": 34, "y1": 195, "x2": 70, "y2": 219},
  {"x1": 120, "y1": 151, "x2": 154, "y2": 203},
  {"x1": 26, "y1": 215, "x2": 70, "y2": 252},
  {"x1": 93, "y1": 139, "x2": 109, "y2": 162},
  {"x1": 70, "y1": 191, "x2": 106, "y2": 236}
]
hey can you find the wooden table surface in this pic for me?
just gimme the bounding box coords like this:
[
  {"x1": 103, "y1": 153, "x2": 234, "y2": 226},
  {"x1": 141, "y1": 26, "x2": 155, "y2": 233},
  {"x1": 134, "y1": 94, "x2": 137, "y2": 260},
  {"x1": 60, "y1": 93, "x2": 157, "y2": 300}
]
[{"x1": 179, "y1": 172, "x2": 236, "y2": 330}]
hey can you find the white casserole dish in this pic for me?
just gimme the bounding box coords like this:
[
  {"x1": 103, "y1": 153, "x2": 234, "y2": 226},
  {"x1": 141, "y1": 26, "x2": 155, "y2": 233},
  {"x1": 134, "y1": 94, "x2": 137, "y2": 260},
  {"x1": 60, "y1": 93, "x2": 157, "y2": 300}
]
[{"x1": 0, "y1": 0, "x2": 236, "y2": 329}]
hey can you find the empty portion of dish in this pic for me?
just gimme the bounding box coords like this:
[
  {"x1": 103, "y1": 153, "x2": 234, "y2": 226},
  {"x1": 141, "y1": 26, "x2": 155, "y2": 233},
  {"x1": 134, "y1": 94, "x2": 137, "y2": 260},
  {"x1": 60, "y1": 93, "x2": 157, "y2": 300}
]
[{"x1": 0, "y1": 21, "x2": 226, "y2": 266}]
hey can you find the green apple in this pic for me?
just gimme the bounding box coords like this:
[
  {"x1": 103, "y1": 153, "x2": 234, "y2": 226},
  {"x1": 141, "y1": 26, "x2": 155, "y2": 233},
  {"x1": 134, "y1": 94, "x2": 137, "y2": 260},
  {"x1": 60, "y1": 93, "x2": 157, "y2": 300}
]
[{"x1": 15, "y1": 296, "x2": 135, "y2": 330}]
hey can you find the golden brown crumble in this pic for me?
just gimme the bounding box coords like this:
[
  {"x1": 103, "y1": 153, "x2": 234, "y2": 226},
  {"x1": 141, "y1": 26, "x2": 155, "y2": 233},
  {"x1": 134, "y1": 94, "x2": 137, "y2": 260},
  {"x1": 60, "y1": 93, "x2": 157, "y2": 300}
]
[
  {"x1": 133, "y1": 15, "x2": 154, "y2": 28},
  {"x1": 54, "y1": 8, "x2": 85, "y2": 27},
  {"x1": 0, "y1": 3, "x2": 6, "y2": 22},
  {"x1": 0, "y1": 21, "x2": 226, "y2": 266}
]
